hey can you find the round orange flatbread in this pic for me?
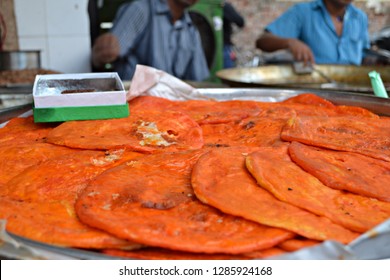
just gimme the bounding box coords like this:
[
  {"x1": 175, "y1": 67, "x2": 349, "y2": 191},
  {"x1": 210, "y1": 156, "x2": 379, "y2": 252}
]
[
  {"x1": 201, "y1": 116, "x2": 292, "y2": 148},
  {"x1": 280, "y1": 93, "x2": 378, "y2": 118},
  {"x1": 75, "y1": 150, "x2": 293, "y2": 254},
  {"x1": 174, "y1": 99, "x2": 263, "y2": 125},
  {"x1": 0, "y1": 197, "x2": 140, "y2": 250},
  {"x1": 246, "y1": 145, "x2": 390, "y2": 233},
  {"x1": 191, "y1": 146, "x2": 358, "y2": 243},
  {"x1": 0, "y1": 142, "x2": 75, "y2": 188},
  {"x1": 281, "y1": 115, "x2": 390, "y2": 162},
  {"x1": 289, "y1": 141, "x2": 390, "y2": 202},
  {"x1": 2, "y1": 149, "x2": 142, "y2": 202},
  {"x1": 0, "y1": 116, "x2": 55, "y2": 146},
  {"x1": 129, "y1": 96, "x2": 263, "y2": 125}
]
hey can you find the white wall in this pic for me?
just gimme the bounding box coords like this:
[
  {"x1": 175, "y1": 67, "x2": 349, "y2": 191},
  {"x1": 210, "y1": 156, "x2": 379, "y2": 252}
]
[{"x1": 14, "y1": 0, "x2": 91, "y2": 73}]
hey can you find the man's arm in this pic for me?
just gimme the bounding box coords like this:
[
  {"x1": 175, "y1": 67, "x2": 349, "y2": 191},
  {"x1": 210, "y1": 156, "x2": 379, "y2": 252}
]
[
  {"x1": 256, "y1": 32, "x2": 315, "y2": 65},
  {"x1": 91, "y1": 1, "x2": 149, "y2": 70},
  {"x1": 256, "y1": 32, "x2": 290, "y2": 52},
  {"x1": 256, "y1": 3, "x2": 315, "y2": 65}
]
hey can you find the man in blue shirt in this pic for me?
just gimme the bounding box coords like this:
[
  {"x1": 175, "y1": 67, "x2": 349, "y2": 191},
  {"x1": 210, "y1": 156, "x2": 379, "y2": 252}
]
[
  {"x1": 255, "y1": 0, "x2": 370, "y2": 65},
  {"x1": 92, "y1": 0, "x2": 210, "y2": 81}
]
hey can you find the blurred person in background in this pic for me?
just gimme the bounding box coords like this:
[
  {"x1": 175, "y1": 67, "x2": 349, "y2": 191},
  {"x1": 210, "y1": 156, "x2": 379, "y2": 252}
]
[
  {"x1": 91, "y1": 0, "x2": 210, "y2": 81},
  {"x1": 255, "y1": 0, "x2": 370, "y2": 66},
  {"x1": 223, "y1": 1, "x2": 245, "y2": 68}
]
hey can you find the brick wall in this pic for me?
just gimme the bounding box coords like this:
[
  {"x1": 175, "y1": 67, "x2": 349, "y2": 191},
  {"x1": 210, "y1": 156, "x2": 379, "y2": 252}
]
[
  {"x1": 0, "y1": 0, "x2": 18, "y2": 50},
  {"x1": 227, "y1": 0, "x2": 390, "y2": 66}
]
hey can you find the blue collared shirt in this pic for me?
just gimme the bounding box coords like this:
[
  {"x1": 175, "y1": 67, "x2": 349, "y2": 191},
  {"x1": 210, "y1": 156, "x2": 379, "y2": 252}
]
[
  {"x1": 265, "y1": 0, "x2": 370, "y2": 65},
  {"x1": 111, "y1": 0, "x2": 210, "y2": 81}
]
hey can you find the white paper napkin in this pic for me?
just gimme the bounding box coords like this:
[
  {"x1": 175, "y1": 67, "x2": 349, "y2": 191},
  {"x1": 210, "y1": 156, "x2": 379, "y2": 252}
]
[{"x1": 127, "y1": 65, "x2": 209, "y2": 101}]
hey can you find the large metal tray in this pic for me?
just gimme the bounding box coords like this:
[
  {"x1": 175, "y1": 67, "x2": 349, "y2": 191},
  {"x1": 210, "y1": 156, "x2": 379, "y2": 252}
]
[
  {"x1": 216, "y1": 65, "x2": 390, "y2": 94},
  {"x1": 1, "y1": 88, "x2": 390, "y2": 260}
]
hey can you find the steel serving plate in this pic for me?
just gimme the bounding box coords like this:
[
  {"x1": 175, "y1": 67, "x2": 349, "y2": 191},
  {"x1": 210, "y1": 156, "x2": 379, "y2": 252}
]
[
  {"x1": 1, "y1": 87, "x2": 390, "y2": 260},
  {"x1": 216, "y1": 65, "x2": 390, "y2": 94}
]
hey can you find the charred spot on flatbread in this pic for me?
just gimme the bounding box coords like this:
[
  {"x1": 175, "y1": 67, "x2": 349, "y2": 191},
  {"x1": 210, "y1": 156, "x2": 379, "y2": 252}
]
[{"x1": 46, "y1": 110, "x2": 204, "y2": 153}]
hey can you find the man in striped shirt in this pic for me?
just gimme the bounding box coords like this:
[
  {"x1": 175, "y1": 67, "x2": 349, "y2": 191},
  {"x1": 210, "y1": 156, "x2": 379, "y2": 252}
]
[{"x1": 92, "y1": 0, "x2": 210, "y2": 81}]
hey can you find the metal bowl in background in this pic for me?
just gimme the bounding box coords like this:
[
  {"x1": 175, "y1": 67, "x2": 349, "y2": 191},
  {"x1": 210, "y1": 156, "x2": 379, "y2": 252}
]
[
  {"x1": 0, "y1": 50, "x2": 41, "y2": 71},
  {"x1": 217, "y1": 64, "x2": 390, "y2": 94}
]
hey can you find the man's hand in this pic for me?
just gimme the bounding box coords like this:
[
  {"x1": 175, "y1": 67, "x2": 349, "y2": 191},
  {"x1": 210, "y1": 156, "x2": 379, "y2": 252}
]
[
  {"x1": 92, "y1": 33, "x2": 120, "y2": 69},
  {"x1": 286, "y1": 38, "x2": 315, "y2": 66}
]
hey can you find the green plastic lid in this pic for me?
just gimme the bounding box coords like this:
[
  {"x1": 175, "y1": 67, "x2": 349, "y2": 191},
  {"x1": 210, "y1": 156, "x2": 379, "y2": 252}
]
[{"x1": 369, "y1": 71, "x2": 388, "y2": 98}]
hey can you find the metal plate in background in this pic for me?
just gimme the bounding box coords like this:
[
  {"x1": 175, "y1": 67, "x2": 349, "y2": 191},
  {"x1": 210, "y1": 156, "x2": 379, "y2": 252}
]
[
  {"x1": 1, "y1": 88, "x2": 390, "y2": 260},
  {"x1": 216, "y1": 65, "x2": 390, "y2": 94}
]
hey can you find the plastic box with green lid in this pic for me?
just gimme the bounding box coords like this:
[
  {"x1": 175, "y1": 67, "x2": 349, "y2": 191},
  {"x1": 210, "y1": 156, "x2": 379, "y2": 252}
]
[{"x1": 32, "y1": 72, "x2": 129, "y2": 123}]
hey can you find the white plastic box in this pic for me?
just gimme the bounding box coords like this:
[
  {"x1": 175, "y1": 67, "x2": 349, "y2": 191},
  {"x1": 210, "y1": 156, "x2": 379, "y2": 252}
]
[{"x1": 32, "y1": 72, "x2": 129, "y2": 122}]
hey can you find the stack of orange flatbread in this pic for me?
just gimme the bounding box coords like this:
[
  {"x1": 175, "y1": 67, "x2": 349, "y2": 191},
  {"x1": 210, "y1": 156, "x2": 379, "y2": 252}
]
[{"x1": 1, "y1": 93, "x2": 389, "y2": 260}]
